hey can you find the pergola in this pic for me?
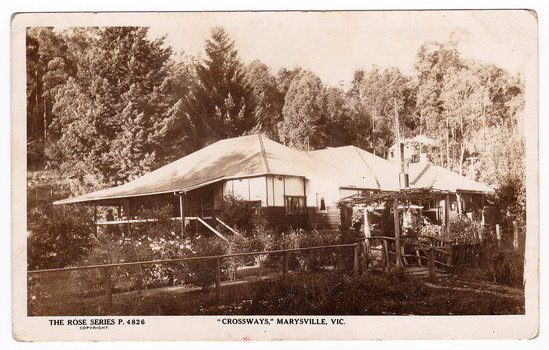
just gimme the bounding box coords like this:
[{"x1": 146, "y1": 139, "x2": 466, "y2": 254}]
[{"x1": 340, "y1": 187, "x2": 453, "y2": 268}]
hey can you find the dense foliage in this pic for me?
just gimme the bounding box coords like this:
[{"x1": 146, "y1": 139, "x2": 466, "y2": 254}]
[
  {"x1": 27, "y1": 204, "x2": 95, "y2": 270},
  {"x1": 27, "y1": 26, "x2": 526, "y2": 218}
]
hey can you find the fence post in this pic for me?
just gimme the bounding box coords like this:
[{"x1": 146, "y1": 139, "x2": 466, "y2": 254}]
[
  {"x1": 353, "y1": 243, "x2": 360, "y2": 275},
  {"x1": 447, "y1": 245, "x2": 453, "y2": 269},
  {"x1": 362, "y1": 242, "x2": 368, "y2": 273},
  {"x1": 393, "y1": 199, "x2": 402, "y2": 267},
  {"x1": 382, "y1": 239, "x2": 390, "y2": 272},
  {"x1": 428, "y1": 247, "x2": 436, "y2": 282},
  {"x1": 215, "y1": 258, "x2": 221, "y2": 302},
  {"x1": 496, "y1": 224, "x2": 501, "y2": 246},
  {"x1": 282, "y1": 251, "x2": 288, "y2": 279},
  {"x1": 103, "y1": 267, "x2": 113, "y2": 314},
  {"x1": 513, "y1": 221, "x2": 519, "y2": 251}
]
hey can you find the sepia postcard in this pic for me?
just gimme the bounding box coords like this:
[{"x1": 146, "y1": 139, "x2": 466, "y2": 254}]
[{"x1": 11, "y1": 10, "x2": 539, "y2": 341}]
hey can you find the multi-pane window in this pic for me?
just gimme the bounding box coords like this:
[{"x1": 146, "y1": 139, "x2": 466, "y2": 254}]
[{"x1": 285, "y1": 195, "x2": 307, "y2": 215}]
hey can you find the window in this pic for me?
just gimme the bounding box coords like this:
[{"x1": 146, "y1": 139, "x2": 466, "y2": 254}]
[
  {"x1": 285, "y1": 195, "x2": 307, "y2": 215},
  {"x1": 316, "y1": 193, "x2": 327, "y2": 213}
]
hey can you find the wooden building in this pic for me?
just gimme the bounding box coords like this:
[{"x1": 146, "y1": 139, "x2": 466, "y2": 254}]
[{"x1": 54, "y1": 134, "x2": 491, "y2": 236}]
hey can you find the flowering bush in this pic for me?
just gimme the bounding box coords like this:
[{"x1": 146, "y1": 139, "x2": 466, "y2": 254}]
[
  {"x1": 448, "y1": 215, "x2": 485, "y2": 241},
  {"x1": 418, "y1": 220, "x2": 441, "y2": 237}
]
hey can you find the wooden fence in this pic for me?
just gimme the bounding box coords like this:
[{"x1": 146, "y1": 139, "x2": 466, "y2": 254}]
[{"x1": 28, "y1": 235, "x2": 458, "y2": 315}]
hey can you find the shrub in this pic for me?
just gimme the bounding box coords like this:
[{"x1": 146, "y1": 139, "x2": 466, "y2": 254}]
[
  {"x1": 448, "y1": 215, "x2": 484, "y2": 241},
  {"x1": 245, "y1": 269, "x2": 421, "y2": 315},
  {"x1": 418, "y1": 219, "x2": 441, "y2": 237},
  {"x1": 130, "y1": 204, "x2": 181, "y2": 239},
  {"x1": 259, "y1": 228, "x2": 355, "y2": 272},
  {"x1": 215, "y1": 194, "x2": 267, "y2": 236},
  {"x1": 28, "y1": 204, "x2": 95, "y2": 270},
  {"x1": 184, "y1": 235, "x2": 230, "y2": 290}
]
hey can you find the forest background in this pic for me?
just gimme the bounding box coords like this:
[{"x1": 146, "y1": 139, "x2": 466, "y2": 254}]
[{"x1": 26, "y1": 25, "x2": 526, "y2": 220}]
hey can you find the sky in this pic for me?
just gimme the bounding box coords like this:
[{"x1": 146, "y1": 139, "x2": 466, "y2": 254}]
[{"x1": 146, "y1": 10, "x2": 537, "y2": 87}]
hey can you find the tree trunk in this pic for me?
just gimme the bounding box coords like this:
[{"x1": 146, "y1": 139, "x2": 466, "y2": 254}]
[
  {"x1": 482, "y1": 107, "x2": 487, "y2": 152},
  {"x1": 43, "y1": 100, "x2": 48, "y2": 141},
  {"x1": 459, "y1": 143, "x2": 465, "y2": 176},
  {"x1": 446, "y1": 112, "x2": 450, "y2": 168}
]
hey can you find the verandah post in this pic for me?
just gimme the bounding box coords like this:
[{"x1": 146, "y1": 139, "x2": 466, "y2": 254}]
[
  {"x1": 93, "y1": 203, "x2": 98, "y2": 237},
  {"x1": 179, "y1": 193, "x2": 185, "y2": 234},
  {"x1": 393, "y1": 198, "x2": 402, "y2": 267},
  {"x1": 125, "y1": 199, "x2": 131, "y2": 236}
]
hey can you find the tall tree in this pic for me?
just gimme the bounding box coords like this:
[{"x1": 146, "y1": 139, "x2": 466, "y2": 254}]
[
  {"x1": 276, "y1": 66, "x2": 302, "y2": 97},
  {"x1": 48, "y1": 27, "x2": 174, "y2": 189},
  {"x1": 414, "y1": 40, "x2": 462, "y2": 167},
  {"x1": 342, "y1": 69, "x2": 373, "y2": 151},
  {"x1": 243, "y1": 60, "x2": 285, "y2": 139},
  {"x1": 278, "y1": 70, "x2": 328, "y2": 150},
  {"x1": 358, "y1": 66, "x2": 416, "y2": 156},
  {"x1": 324, "y1": 86, "x2": 354, "y2": 147},
  {"x1": 26, "y1": 27, "x2": 74, "y2": 168},
  {"x1": 180, "y1": 27, "x2": 255, "y2": 149}
]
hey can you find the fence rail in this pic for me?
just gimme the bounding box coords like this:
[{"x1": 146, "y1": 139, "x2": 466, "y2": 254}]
[{"x1": 28, "y1": 235, "x2": 459, "y2": 316}]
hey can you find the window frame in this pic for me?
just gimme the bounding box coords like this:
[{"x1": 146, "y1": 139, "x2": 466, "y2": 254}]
[
  {"x1": 316, "y1": 193, "x2": 328, "y2": 213},
  {"x1": 284, "y1": 195, "x2": 307, "y2": 215}
]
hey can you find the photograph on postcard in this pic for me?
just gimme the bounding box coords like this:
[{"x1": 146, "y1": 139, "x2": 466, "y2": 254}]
[{"x1": 12, "y1": 10, "x2": 538, "y2": 341}]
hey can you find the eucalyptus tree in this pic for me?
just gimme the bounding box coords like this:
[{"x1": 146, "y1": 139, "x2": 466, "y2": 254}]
[
  {"x1": 243, "y1": 60, "x2": 285, "y2": 140},
  {"x1": 278, "y1": 70, "x2": 329, "y2": 150}
]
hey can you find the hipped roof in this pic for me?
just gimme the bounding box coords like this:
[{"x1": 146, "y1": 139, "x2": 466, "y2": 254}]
[
  {"x1": 55, "y1": 134, "x2": 492, "y2": 205},
  {"x1": 55, "y1": 134, "x2": 378, "y2": 204}
]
